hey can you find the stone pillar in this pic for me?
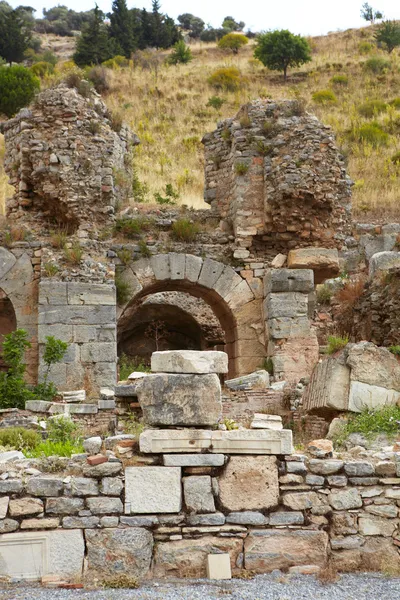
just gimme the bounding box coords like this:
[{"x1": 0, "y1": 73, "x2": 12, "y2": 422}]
[
  {"x1": 38, "y1": 281, "x2": 117, "y2": 395},
  {"x1": 264, "y1": 269, "x2": 319, "y2": 383}
]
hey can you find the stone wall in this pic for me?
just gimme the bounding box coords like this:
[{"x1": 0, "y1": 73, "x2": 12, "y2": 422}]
[
  {"x1": 1, "y1": 441, "x2": 399, "y2": 581},
  {"x1": 203, "y1": 99, "x2": 352, "y2": 254}
]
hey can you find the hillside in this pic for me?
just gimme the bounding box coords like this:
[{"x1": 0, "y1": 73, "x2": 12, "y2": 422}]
[{"x1": 1, "y1": 24, "x2": 400, "y2": 217}]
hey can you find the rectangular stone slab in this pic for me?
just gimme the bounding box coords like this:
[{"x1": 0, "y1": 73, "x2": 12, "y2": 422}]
[
  {"x1": 125, "y1": 466, "x2": 181, "y2": 513},
  {"x1": 151, "y1": 350, "x2": 228, "y2": 374},
  {"x1": 140, "y1": 429, "x2": 212, "y2": 453},
  {"x1": 163, "y1": 454, "x2": 225, "y2": 467}
]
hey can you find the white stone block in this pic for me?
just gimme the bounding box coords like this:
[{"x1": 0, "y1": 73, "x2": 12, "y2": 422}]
[
  {"x1": 0, "y1": 530, "x2": 84, "y2": 581},
  {"x1": 0, "y1": 451, "x2": 25, "y2": 463},
  {"x1": 251, "y1": 414, "x2": 283, "y2": 430},
  {"x1": 0, "y1": 497, "x2": 9, "y2": 519},
  {"x1": 140, "y1": 429, "x2": 212, "y2": 453},
  {"x1": 127, "y1": 371, "x2": 149, "y2": 380},
  {"x1": 151, "y1": 350, "x2": 228, "y2": 374},
  {"x1": 125, "y1": 467, "x2": 182, "y2": 513},
  {"x1": 207, "y1": 554, "x2": 232, "y2": 580},
  {"x1": 211, "y1": 429, "x2": 293, "y2": 455},
  {"x1": 348, "y1": 381, "x2": 400, "y2": 413},
  {"x1": 163, "y1": 454, "x2": 225, "y2": 467}
]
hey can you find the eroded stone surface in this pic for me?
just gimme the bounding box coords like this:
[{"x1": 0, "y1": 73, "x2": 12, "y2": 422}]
[
  {"x1": 151, "y1": 351, "x2": 228, "y2": 374},
  {"x1": 125, "y1": 467, "x2": 181, "y2": 514}
]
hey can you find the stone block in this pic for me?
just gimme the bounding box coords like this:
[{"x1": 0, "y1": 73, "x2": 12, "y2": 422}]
[
  {"x1": 358, "y1": 516, "x2": 397, "y2": 537},
  {"x1": 163, "y1": 454, "x2": 224, "y2": 467},
  {"x1": 206, "y1": 554, "x2": 231, "y2": 580},
  {"x1": 26, "y1": 477, "x2": 64, "y2": 497},
  {"x1": 67, "y1": 283, "x2": 115, "y2": 306},
  {"x1": 251, "y1": 414, "x2": 282, "y2": 430},
  {"x1": 70, "y1": 477, "x2": 99, "y2": 496},
  {"x1": 104, "y1": 434, "x2": 136, "y2": 449},
  {"x1": 98, "y1": 399, "x2": 116, "y2": 410},
  {"x1": 0, "y1": 451, "x2": 25, "y2": 463},
  {"x1": 100, "y1": 477, "x2": 124, "y2": 496},
  {"x1": 264, "y1": 269, "x2": 314, "y2": 294},
  {"x1": 346, "y1": 342, "x2": 400, "y2": 390},
  {"x1": 85, "y1": 528, "x2": 153, "y2": 579},
  {"x1": 198, "y1": 258, "x2": 225, "y2": 289},
  {"x1": 0, "y1": 519, "x2": 19, "y2": 533},
  {"x1": 9, "y1": 498, "x2": 43, "y2": 517},
  {"x1": 86, "y1": 497, "x2": 123, "y2": 514},
  {"x1": 244, "y1": 530, "x2": 329, "y2": 572},
  {"x1": 151, "y1": 350, "x2": 228, "y2": 374},
  {"x1": 0, "y1": 497, "x2": 9, "y2": 519},
  {"x1": 369, "y1": 251, "x2": 400, "y2": 279},
  {"x1": 38, "y1": 325, "x2": 73, "y2": 344},
  {"x1": 210, "y1": 429, "x2": 293, "y2": 455},
  {"x1": 62, "y1": 516, "x2": 100, "y2": 529},
  {"x1": 39, "y1": 305, "x2": 116, "y2": 326},
  {"x1": 20, "y1": 518, "x2": 59, "y2": 530},
  {"x1": 308, "y1": 459, "x2": 344, "y2": 475},
  {"x1": 0, "y1": 480, "x2": 23, "y2": 494},
  {"x1": 136, "y1": 373, "x2": 222, "y2": 427},
  {"x1": 348, "y1": 381, "x2": 400, "y2": 413},
  {"x1": 265, "y1": 292, "x2": 308, "y2": 319},
  {"x1": 225, "y1": 370, "x2": 269, "y2": 391},
  {"x1": 169, "y1": 253, "x2": 186, "y2": 280},
  {"x1": 219, "y1": 456, "x2": 279, "y2": 511},
  {"x1": 224, "y1": 280, "x2": 254, "y2": 310},
  {"x1": 183, "y1": 476, "x2": 215, "y2": 514},
  {"x1": 267, "y1": 316, "x2": 311, "y2": 339},
  {"x1": 269, "y1": 511, "x2": 304, "y2": 526},
  {"x1": 83, "y1": 437, "x2": 102, "y2": 455},
  {"x1": 287, "y1": 247, "x2": 339, "y2": 283},
  {"x1": 214, "y1": 266, "x2": 243, "y2": 298},
  {"x1": 226, "y1": 511, "x2": 268, "y2": 526},
  {"x1": 344, "y1": 462, "x2": 374, "y2": 477},
  {"x1": 187, "y1": 513, "x2": 225, "y2": 526},
  {"x1": 80, "y1": 342, "x2": 116, "y2": 363},
  {"x1": 39, "y1": 282, "x2": 67, "y2": 306},
  {"x1": 328, "y1": 488, "x2": 362, "y2": 510},
  {"x1": 282, "y1": 491, "x2": 319, "y2": 511},
  {"x1": 120, "y1": 516, "x2": 159, "y2": 527},
  {"x1": 25, "y1": 400, "x2": 52, "y2": 413},
  {"x1": 125, "y1": 467, "x2": 181, "y2": 514},
  {"x1": 140, "y1": 429, "x2": 212, "y2": 453},
  {"x1": 185, "y1": 254, "x2": 203, "y2": 282},
  {"x1": 0, "y1": 530, "x2": 84, "y2": 580},
  {"x1": 82, "y1": 462, "x2": 122, "y2": 478},
  {"x1": 45, "y1": 498, "x2": 84, "y2": 515},
  {"x1": 151, "y1": 254, "x2": 170, "y2": 280},
  {"x1": 0, "y1": 247, "x2": 16, "y2": 279}
]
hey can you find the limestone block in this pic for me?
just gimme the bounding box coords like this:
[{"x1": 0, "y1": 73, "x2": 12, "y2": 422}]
[
  {"x1": 0, "y1": 519, "x2": 19, "y2": 533},
  {"x1": 39, "y1": 305, "x2": 116, "y2": 326},
  {"x1": 183, "y1": 476, "x2": 215, "y2": 514},
  {"x1": 0, "y1": 451, "x2": 25, "y2": 463},
  {"x1": 151, "y1": 350, "x2": 228, "y2": 375},
  {"x1": 358, "y1": 516, "x2": 398, "y2": 537},
  {"x1": 45, "y1": 498, "x2": 84, "y2": 515},
  {"x1": 303, "y1": 355, "x2": 350, "y2": 413},
  {"x1": 269, "y1": 511, "x2": 304, "y2": 526},
  {"x1": 169, "y1": 253, "x2": 186, "y2": 280},
  {"x1": 244, "y1": 530, "x2": 329, "y2": 572},
  {"x1": 369, "y1": 251, "x2": 400, "y2": 278},
  {"x1": 282, "y1": 491, "x2": 319, "y2": 511},
  {"x1": 251, "y1": 414, "x2": 283, "y2": 430},
  {"x1": 308, "y1": 459, "x2": 344, "y2": 475},
  {"x1": 26, "y1": 477, "x2": 64, "y2": 497},
  {"x1": 347, "y1": 342, "x2": 400, "y2": 391},
  {"x1": 49, "y1": 403, "x2": 98, "y2": 415},
  {"x1": 83, "y1": 437, "x2": 102, "y2": 455},
  {"x1": 198, "y1": 258, "x2": 225, "y2": 289},
  {"x1": 225, "y1": 370, "x2": 269, "y2": 391},
  {"x1": 82, "y1": 462, "x2": 122, "y2": 478},
  {"x1": 80, "y1": 342, "x2": 116, "y2": 363},
  {"x1": 152, "y1": 536, "x2": 243, "y2": 578},
  {"x1": 365, "y1": 504, "x2": 398, "y2": 518},
  {"x1": 307, "y1": 439, "x2": 333, "y2": 458},
  {"x1": 62, "y1": 516, "x2": 100, "y2": 529},
  {"x1": 224, "y1": 280, "x2": 254, "y2": 310},
  {"x1": 185, "y1": 254, "x2": 203, "y2": 282},
  {"x1": 0, "y1": 480, "x2": 23, "y2": 494},
  {"x1": 136, "y1": 373, "x2": 222, "y2": 427},
  {"x1": 100, "y1": 477, "x2": 124, "y2": 496},
  {"x1": 0, "y1": 497, "x2": 9, "y2": 519},
  {"x1": 226, "y1": 511, "x2": 268, "y2": 526},
  {"x1": 218, "y1": 456, "x2": 279, "y2": 511},
  {"x1": 265, "y1": 292, "x2": 308, "y2": 319},
  {"x1": 163, "y1": 454, "x2": 224, "y2": 467},
  {"x1": 210, "y1": 429, "x2": 293, "y2": 455},
  {"x1": 214, "y1": 266, "x2": 243, "y2": 298},
  {"x1": 271, "y1": 335, "x2": 319, "y2": 384},
  {"x1": 39, "y1": 282, "x2": 67, "y2": 306},
  {"x1": 86, "y1": 497, "x2": 123, "y2": 514},
  {"x1": 344, "y1": 462, "x2": 374, "y2": 477},
  {"x1": 271, "y1": 254, "x2": 287, "y2": 269},
  {"x1": 9, "y1": 498, "x2": 43, "y2": 517},
  {"x1": 206, "y1": 554, "x2": 231, "y2": 580},
  {"x1": 125, "y1": 467, "x2": 182, "y2": 513},
  {"x1": 38, "y1": 324, "x2": 73, "y2": 344},
  {"x1": 0, "y1": 529, "x2": 84, "y2": 580},
  {"x1": 288, "y1": 248, "x2": 339, "y2": 283},
  {"x1": 67, "y1": 283, "x2": 115, "y2": 306},
  {"x1": 71, "y1": 477, "x2": 99, "y2": 496},
  {"x1": 151, "y1": 254, "x2": 170, "y2": 280},
  {"x1": 328, "y1": 488, "x2": 362, "y2": 510},
  {"x1": 264, "y1": 269, "x2": 314, "y2": 294},
  {"x1": 0, "y1": 247, "x2": 17, "y2": 279},
  {"x1": 348, "y1": 381, "x2": 400, "y2": 413},
  {"x1": 140, "y1": 429, "x2": 212, "y2": 453},
  {"x1": 267, "y1": 316, "x2": 311, "y2": 339},
  {"x1": 85, "y1": 528, "x2": 153, "y2": 579},
  {"x1": 25, "y1": 400, "x2": 52, "y2": 413}
]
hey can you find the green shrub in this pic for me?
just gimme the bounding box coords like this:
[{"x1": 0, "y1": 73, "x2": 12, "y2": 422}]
[
  {"x1": 46, "y1": 415, "x2": 81, "y2": 444},
  {"x1": 358, "y1": 99, "x2": 387, "y2": 118},
  {"x1": 353, "y1": 122, "x2": 389, "y2": 146},
  {"x1": 154, "y1": 183, "x2": 179, "y2": 205},
  {"x1": 33, "y1": 336, "x2": 68, "y2": 401},
  {"x1": 330, "y1": 74, "x2": 348, "y2": 86},
  {"x1": 102, "y1": 55, "x2": 129, "y2": 69},
  {"x1": 358, "y1": 41, "x2": 374, "y2": 54},
  {"x1": 168, "y1": 40, "x2": 193, "y2": 65},
  {"x1": 208, "y1": 67, "x2": 242, "y2": 91},
  {"x1": 119, "y1": 354, "x2": 150, "y2": 380},
  {"x1": 114, "y1": 216, "x2": 153, "y2": 238},
  {"x1": 338, "y1": 405, "x2": 400, "y2": 443},
  {"x1": 0, "y1": 427, "x2": 41, "y2": 451},
  {"x1": 389, "y1": 98, "x2": 400, "y2": 109},
  {"x1": 0, "y1": 65, "x2": 40, "y2": 118},
  {"x1": 27, "y1": 439, "x2": 84, "y2": 458},
  {"x1": 312, "y1": 89, "x2": 337, "y2": 104},
  {"x1": 235, "y1": 162, "x2": 249, "y2": 175},
  {"x1": 64, "y1": 243, "x2": 83, "y2": 265},
  {"x1": 207, "y1": 96, "x2": 225, "y2": 110},
  {"x1": 389, "y1": 345, "x2": 400, "y2": 355},
  {"x1": 327, "y1": 335, "x2": 349, "y2": 354},
  {"x1": 218, "y1": 33, "x2": 248, "y2": 54},
  {"x1": 0, "y1": 330, "x2": 33, "y2": 409},
  {"x1": 117, "y1": 248, "x2": 132, "y2": 265},
  {"x1": 316, "y1": 285, "x2": 332, "y2": 304},
  {"x1": 364, "y1": 56, "x2": 391, "y2": 73},
  {"x1": 171, "y1": 219, "x2": 200, "y2": 242},
  {"x1": 86, "y1": 66, "x2": 110, "y2": 94},
  {"x1": 391, "y1": 151, "x2": 400, "y2": 164},
  {"x1": 30, "y1": 61, "x2": 54, "y2": 78},
  {"x1": 138, "y1": 239, "x2": 151, "y2": 258}
]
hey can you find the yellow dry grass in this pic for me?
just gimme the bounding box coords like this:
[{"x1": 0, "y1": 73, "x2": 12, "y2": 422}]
[{"x1": 1, "y1": 25, "x2": 400, "y2": 218}]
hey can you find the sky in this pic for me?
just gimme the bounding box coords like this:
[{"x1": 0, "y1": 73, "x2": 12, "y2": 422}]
[{"x1": 8, "y1": 0, "x2": 400, "y2": 36}]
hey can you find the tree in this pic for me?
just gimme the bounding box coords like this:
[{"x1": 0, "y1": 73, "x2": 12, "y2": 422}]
[
  {"x1": 177, "y1": 13, "x2": 204, "y2": 38},
  {"x1": 0, "y1": 65, "x2": 39, "y2": 117},
  {"x1": 375, "y1": 20, "x2": 400, "y2": 53},
  {"x1": 222, "y1": 16, "x2": 245, "y2": 32},
  {"x1": 168, "y1": 40, "x2": 192, "y2": 64},
  {"x1": 0, "y1": 8, "x2": 32, "y2": 64},
  {"x1": 73, "y1": 5, "x2": 112, "y2": 67},
  {"x1": 218, "y1": 32, "x2": 248, "y2": 54},
  {"x1": 254, "y1": 29, "x2": 312, "y2": 82},
  {"x1": 360, "y1": 3, "x2": 383, "y2": 24},
  {"x1": 108, "y1": 0, "x2": 136, "y2": 58}
]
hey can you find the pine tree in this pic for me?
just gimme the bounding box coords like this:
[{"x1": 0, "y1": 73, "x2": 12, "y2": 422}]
[
  {"x1": 108, "y1": 0, "x2": 136, "y2": 58},
  {"x1": 151, "y1": 0, "x2": 163, "y2": 49},
  {"x1": 0, "y1": 9, "x2": 31, "y2": 65},
  {"x1": 73, "y1": 5, "x2": 112, "y2": 67}
]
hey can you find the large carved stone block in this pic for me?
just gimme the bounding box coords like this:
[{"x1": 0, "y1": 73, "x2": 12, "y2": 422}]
[
  {"x1": 219, "y1": 456, "x2": 279, "y2": 511},
  {"x1": 151, "y1": 350, "x2": 228, "y2": 374},
  {"x1": 125, "y1": 466, "x2": 182, "y2": 513}
]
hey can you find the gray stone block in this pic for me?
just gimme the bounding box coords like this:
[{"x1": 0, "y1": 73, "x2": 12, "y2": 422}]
[
  {"x1": 100, "y1": 516, "x2": 119, "y2": 528},
  {"x1": 70, "y1": 477, "x2": 99, "y2": 496},
  {"x1": 151, "y1": 254, "x2": 170, "y2": 280},
  {"x1": 80, "y1": 342, "x2": 116, "y2": 363},
  {"x1": 267, "y1": 316, "x2": 311, "y2": 339},
  {"x1": 183, "y1": 476, "x2": 215, "y2": 514},
  {"x1": 46, "y1": 497, "x2": 84, "y2": 515},
  {"x1": 25, "y1": 400, "x2": 52, "y2": 413},
  {"x1": 49, "y1": 403, "x2": 98, "y2": 415},
  {"x1": 104, "y1": 435, "x2": 135, "y2": 449},
  {"x1": 86, "y1": 497, "x2": 123, "y2": 514},
  {"x1": 187, "y1": 513, "x2": 225, "y2": 526},
  {"x1": 163, "y1": 454, "x2": 225, "y2": 467},
  {"x1": 264, "y1": 269, "x2": 314, "y2": 294},
  {"x1": 120, "y1": 516, "x2": 159, "y2": 527},
  {"x1": 26, "y1": 477, "x2": 64, "y2": 497},
  {"x1": 39, "y1": 282, "x2": 68, "y2": 305},
  {"x1": 39, "y1": 305, "x2": 116, "y2": 325},
  {"x1": 98, "y1": 399, "x2": 116, "y2": 410},
  {"x1": 151, "y1": 350, "x2": 228, "y2": 375},
  {"x1": 38, "y1": 324, "x2": 73, "y2": 344},
  {"x1": 73, "y1": 325, "x2": 97, "y2": 343},
  {"x1": 265, "y1": 292, "x2": 308, "y2": 319},
  {"x1": 226, "y1": 511, "x2": 268, "y2": 526},
  {"x1": 269, "y1": 511, "x2": 304, "y2": 525},
  {"x1": 185, "y1": 254, "x2": 202, "y2": 282},
  {"x1": 0, "y1": 480, "x2": 23, "y2": 494},
  {"x1": 82, "y1": 462, "x2": 122, "y2": 478},
  {"x1": 169, "y1": 253, "x2": 186, "y2": 280},
  {"x1": 198, "y1": 258, "x2": 225, "y2": 289},
  {"x1": 125, "y1": 467, "x2": 181, "y2": 514},
  {"x1": 114, "y1": 384, "x2": 139, "y2": 397},
  {"x1": 0, "y1": 247, "x2": 16, "y2": 279},
  {"x1": 100, "y1": 477, "x2": 123, "y2": 496},
  {"x1": 214, "y1": 266, "x2": 243, "y2": 298},
  {"x1": 62, "y1": 516, "x2": 100, "y2": 528},
  {"x1": 67, "y1": 283, "x2": 115, "y2": 306}
]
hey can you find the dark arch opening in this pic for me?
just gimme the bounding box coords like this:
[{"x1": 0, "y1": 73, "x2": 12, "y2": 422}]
[{"x1": 0, "y1": 289, "x2": 17, "y2": 372}]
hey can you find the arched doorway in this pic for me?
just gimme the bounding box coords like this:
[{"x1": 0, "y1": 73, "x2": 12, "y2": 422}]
[
  {"x1": 117, "y1": 253, "x2": 266, "y2": 378},
  {"x1": 0, "y1": 289, "x2": 17, "y2": 371}
]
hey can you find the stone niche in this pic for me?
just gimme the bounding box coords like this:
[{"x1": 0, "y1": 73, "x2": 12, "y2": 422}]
[
  {"x1": 202, "y1": 99, "x2": 352, "y2": 252},
  {"x1": 1, "y1": 83, "x2": 139, "y2": 232}
]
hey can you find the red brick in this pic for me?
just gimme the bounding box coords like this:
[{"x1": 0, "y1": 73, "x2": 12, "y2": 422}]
[{"x1": 87, "y1": 454, "x2": 107, "y2": 466}]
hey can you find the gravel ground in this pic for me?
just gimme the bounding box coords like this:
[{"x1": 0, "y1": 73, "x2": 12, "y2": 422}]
[{"x1": 1, "y1": 573, "x2": 400, "y2": 600}]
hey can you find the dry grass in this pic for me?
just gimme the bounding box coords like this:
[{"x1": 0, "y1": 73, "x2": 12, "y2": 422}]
[{"x1": 1, "y1": 26, "x2": 400, "y2": 217}]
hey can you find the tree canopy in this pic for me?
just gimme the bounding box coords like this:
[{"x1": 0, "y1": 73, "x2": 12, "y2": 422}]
[
  {"x1": 0, "y1": 7, "x2": 32, "y2": 64},
  {"x1": 360, "y1": 2, "x2": 383, "y2": 24},
  {"x1": 218, "y1": 33, "x2": 248, "y2": 54},
  {"x1": 222, "y1": 15, "x2": 245, "y2": 32},
  {"x1": 73, "y1": 5, "x2": 112, "y2": 67},
  {"x1": 375, "y1": 20, "x2": 400, "y2": 53},
  {"x1": 254, "y1": 29, "x2": 312, "y2": 81}
]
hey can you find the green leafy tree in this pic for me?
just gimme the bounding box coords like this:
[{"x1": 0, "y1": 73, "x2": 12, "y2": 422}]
[
  {"x1": 0, "y1": 8, "x2": 32, "y2": 64},
  {"x1": 177, "y1": 13, "x2": 204, "y2": 38},
  {"x1": 168, "y1": 40, "x2": 193, "y2": 64},
  {"x1": 73, "y1": 5, "x2": 112, "y2": 67},
  {"x1": 108, "y1": 0, "x2": 136, "y2": 58},
  {"x1": 375, "y1": 20, "x2": 400, "y2": 53},
  {"x1": 222, "y1": 16, "x2": 245, "y2": 32},
  {"x1": 218, "y1": 32, "x2": 248, "y2": 54},
  {"x1": 33, "y1": 335, "x2": 68, "y2": 402},
  {"x1": 254, "y1": 29, "x2": 312, "y2": 82},
  {"x1": 360, "y1": 2, "x2": 383, "y2": 24},
  {"x1": 0, "y1": 329, "x2": 32, "y2": 409},
  {"x1": 0, "y1": 65, "x2": 39, "y2": 117}
]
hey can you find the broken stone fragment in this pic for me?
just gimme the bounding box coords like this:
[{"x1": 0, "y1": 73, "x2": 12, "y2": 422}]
[{"x1": 151, "y1": 350, "x2": 228, "y2": 374}]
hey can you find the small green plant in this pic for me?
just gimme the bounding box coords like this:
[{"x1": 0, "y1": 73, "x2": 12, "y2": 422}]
[
  {"x1": 27, "y1": 439, "x2": 84, "y2": 458},
  {"x1": 358, "y1": 99, "x2": 387, "y2": 118},
  {"x1": 43, "y1": 262, "x2": 59, "y2": 277},
  {"x1": 138, "y1": 239, "x2": 151, "y2": 258},
  {"x1": 235, "y1": 162, "x2": 249, "y2": 175},
  {"x1": 391, "y1": 151, "x2": 400, "y2": 164},
  {"x1": 0, "y1": 329, "x2": 33, "y2": 409},
  {"x1": 115, "y1": 273, "x2": 132, "y2": 305},
  {"x1": 316, "y1": 285, "x2": 332, "y2": 304},
  {"x1": 88, "y1": 120, "x2": 101, "y2": 135},
  {"x1": 154, "y1": 183, "x2": 179, "y2": 205},
  {"x1": 359, "y1": 41, "x2": 374, "y2": 54},
  {"x1": 30, "y1": 61, "x2": 54, "y2": 78},
  {"x1": 122, "y1": 414, "x2": 144, "y2": 437},
  {"x1": 389, "y1": 345, "x2": 400, "y2": 356},
  {"x1": 208, "y1": 67, "x2": 242, "y2": 91},
  {"x1": 222, "y1": 418, "x2": 239, "y2": 430},
  {"x1": 254, "y1": 140, "x2": 272, "y2": 156},
  {"x1": 102, "y1": 574, "x2": 139, "y2": 589},
  {"x1": 119, "y1": 354, "x2": 150, "y2": 380},
  {"x1": 50, "y1": 230, "x2": 67, "y2": 249},
  {"x1": 364, "y1": 56, "x2": 391, "y2": 73},
  {"x1": 117, "y1": 248, "x2": 132, "y2": 265},
  {"x1": 168, "y1": 40, "x2": 193, "y2": 65},
  {"x1": 46, "y1": 415, "x2": 82, "y2": 444},
  {"x1": 312, "y1": 89, "x2": 337, "y2": 104},
  {"x1": 33, "y1": 336, "x2": 68, "y2": 401},
  {"x1": 330, "y1": 74, "x2": 348, "y2": 86},
  {"x1": 171, "y1": 219, "x2": 200, "y2": 242},
  {"x1": 64, "y1": 243, "x2": 83, "y2": 265},
  {"x1": 221, "y1": 127, "x2": 231, "y2": 142},
  {"x1": 0, "y1": 427, "x2": 41, "y2": 452},
  {"x1": 389, "y1": 98, "x2": 400, "y2": 109},
  {"x1": 114, "y1": 216, "x2": 153, "y2": 238},
  {"x1": 207, "y1": 96, "x2": 225, "y2": 110},
  {"x1": 327, "y1": 334, "x2": 349, "y2": 354},
  {"x1": 353, "y1": 122, "x2": 389, "y2": 147},
  {"x1": 132, "y1": 169, "x2": 149, "y2": 203},
  {"x1": 336, "y1": 405, "x2": 400, "y2": 445},
  {"x1": 262, "y1": 357, "x2": 274, "y2": 375}
]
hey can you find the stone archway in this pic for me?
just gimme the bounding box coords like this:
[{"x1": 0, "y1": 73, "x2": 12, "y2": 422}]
[{"x1": 117, "y1": 253, "x2": 266, "y2": 378}]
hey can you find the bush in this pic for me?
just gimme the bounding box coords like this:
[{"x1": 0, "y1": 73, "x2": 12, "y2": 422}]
[
  {"x1": 312, "y1": 89, "x2": 337, "y2": 104},
  {"x1": 358, "y1": 99, "x2": 387, "y2": 118},
  {"x1": 358, "y1": 41, "x2": 374, "y2": 54},
  {"x1": 330, "y1": 74, "x2": 348, "y2": 86},
  {"x1": 389, "y1": 98, "x2": 400, "y2": 109},
  {"x1": 27, "y1": 439, "x2": 84, "y2": 458},
  {"x1": 168, "y1": 40, "x2": 193, "y2": 65},
  {"x1": 389, "y1": 345, "x2": 400, "y2": 355},
  {"x1": 218, "y1": 33, "x2": 248, "y2": 54},
  {"x1": 327, "y1": 335, "x2": 349, "y2": 354},
  {"x1": 0, "y1": 66, "x2": 40, "y2": 118},
  {"x1": 235, "y1": 162, "x2": 249, "y2": 175},
  {"x1": 316, "y1": 285, "x2": 332, "y2": 304},
  {"x1": 33, "y1": 336, "x2": 68, "y2": 401},
  {"x1": 46, "y1": 415, "x2": 81, "y2": 444},
  {"x1": 391, "y1": 151, "x2": 400, "y2": 164},
  {"x1": 207, "y1": 96, "x2": 225, "y2": 110},
  {"x1": 102, "y1": 55, "x2": 129, "y2": 69},
  {"x1": 364, "y1": 56, "x2": 391, "y2": 73},
  {"x1": 208, "y1": 67, "x2": 242, "y2": 92},
  {"x1": 86, "y1": 66, "x2": 110, "y2": 94},
  {"x1": 0, "y1": 330, "x2": 33, "y2": 409},
  {"x1": 64, "y1": 243, "x2": 83, "y2": 265},
  {"x1": 353, "y1": 122, "x2": 389, "y2": 146},
  {"x1": 119, "y1": 354, "x2": 150, "y2": 380},
  {"x1": 30, "y1": 61, "x2": 54, "y2": 78},
  {"x1": 0, "y1": 427, "x2": 41, "y2": 452},
  {"x1": 114, "y1": 216, "x2": 153, "y2": 238},
  {"x1": 338, "y1": 405, "x2": 400, "y2": 443},
  {"x1": 171, "y1": 219, "x2": 200, "y2": 242}
]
